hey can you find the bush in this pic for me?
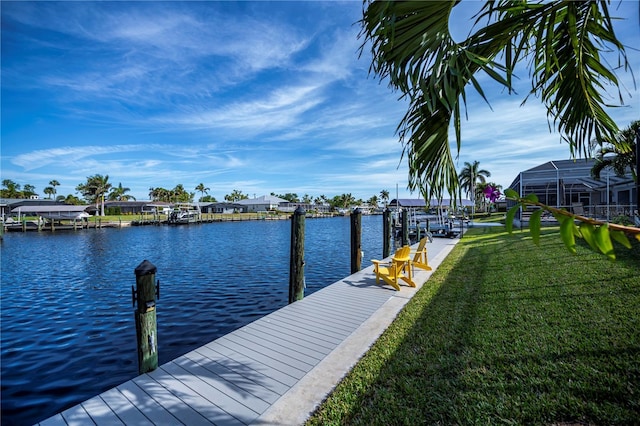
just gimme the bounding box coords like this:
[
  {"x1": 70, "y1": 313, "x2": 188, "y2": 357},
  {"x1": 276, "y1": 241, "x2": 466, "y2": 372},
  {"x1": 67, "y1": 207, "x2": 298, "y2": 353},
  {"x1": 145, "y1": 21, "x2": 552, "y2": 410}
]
[{"x1": 105, "y1": 206, "x2": 122, "y2": 215}]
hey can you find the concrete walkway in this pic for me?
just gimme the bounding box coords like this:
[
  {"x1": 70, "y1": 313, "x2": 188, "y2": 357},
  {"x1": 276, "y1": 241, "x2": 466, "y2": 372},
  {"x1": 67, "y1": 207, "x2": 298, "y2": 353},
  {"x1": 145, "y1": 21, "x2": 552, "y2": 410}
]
[{"x1": 39, "y1": 236, "x2": 461, "y2": 426}]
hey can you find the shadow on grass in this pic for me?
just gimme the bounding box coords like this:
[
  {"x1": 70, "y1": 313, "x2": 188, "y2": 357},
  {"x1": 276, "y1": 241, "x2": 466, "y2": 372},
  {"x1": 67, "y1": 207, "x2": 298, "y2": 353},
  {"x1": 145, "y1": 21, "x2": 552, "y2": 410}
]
[{"x1": 307, "y1": 227, "x2": 640, "y2": 425}]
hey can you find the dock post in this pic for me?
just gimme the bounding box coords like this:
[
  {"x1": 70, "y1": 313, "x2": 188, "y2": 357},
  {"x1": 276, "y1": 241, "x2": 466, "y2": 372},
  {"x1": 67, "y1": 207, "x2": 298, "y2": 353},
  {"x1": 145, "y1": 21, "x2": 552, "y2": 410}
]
[
  {"x1": 383, "y1": 208, "x2": 391, "y2": 258},
  {"x1": 401, "y1": 210, "x2": 409, "y2": 246},
  {"x1": 350, "y1": 208, "x2": 362, "y2": 273},
  {"x1": 133, "y1": 260, "x2": 160, "y2": 374},
  {"x1": 289, "y1": 207, "x2": 305, "y2": 304}
]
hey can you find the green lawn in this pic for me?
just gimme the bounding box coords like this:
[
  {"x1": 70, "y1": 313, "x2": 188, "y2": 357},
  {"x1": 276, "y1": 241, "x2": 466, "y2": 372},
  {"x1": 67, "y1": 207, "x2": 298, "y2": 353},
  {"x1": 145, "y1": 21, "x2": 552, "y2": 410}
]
[{"x1": 307, "y1": 226, "x2": 640, "y2": 425}]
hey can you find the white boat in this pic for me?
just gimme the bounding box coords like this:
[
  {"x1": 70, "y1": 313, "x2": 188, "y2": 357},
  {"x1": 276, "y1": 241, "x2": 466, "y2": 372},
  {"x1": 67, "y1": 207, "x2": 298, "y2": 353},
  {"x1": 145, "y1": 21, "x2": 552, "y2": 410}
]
[{"x1": 167, "y1": 204, "x2": 201, "y2": 225}]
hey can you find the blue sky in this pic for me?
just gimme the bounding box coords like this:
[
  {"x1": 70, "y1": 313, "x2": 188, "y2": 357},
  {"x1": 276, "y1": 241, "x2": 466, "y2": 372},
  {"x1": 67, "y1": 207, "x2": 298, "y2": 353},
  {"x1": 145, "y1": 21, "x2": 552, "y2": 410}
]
[{"x1": 2, "y1": 1, "x2": 639, "y2": 202}]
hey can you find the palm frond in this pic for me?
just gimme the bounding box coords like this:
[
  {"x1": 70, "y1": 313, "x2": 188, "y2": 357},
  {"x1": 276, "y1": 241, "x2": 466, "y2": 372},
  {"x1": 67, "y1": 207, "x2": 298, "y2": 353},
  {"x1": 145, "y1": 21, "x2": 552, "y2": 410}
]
[{"x1": 360, "y1": 0, "x2": 630, "y2": 198}]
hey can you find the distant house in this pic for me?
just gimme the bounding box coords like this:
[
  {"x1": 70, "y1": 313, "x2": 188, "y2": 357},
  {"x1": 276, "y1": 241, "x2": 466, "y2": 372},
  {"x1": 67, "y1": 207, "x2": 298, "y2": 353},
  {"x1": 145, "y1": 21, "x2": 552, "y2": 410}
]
[
  {"x1": 198, "y1": 202, "x2": 244, "y2": 214},
  {"x1": 235, "y1": 195, "x2": 288, "y2": 213},
  {"x1": 508, "y1": 159, "x2": 636, "y2": 219},
  {"x1": 277, "y1": 202, "x2": 331, "y2": 213},
  {"x1": 89, "y1": 201, "x2": 171, "y2": 215}
]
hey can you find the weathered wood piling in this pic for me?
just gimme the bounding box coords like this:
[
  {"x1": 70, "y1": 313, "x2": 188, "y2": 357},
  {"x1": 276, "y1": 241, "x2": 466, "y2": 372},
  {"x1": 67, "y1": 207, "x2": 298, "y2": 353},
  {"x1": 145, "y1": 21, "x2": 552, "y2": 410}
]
[
  {"x1": 289, "y1": 207, "x2": 305, "y2": 304},
  {"x1": 133, "y1": 260, "x2": 159, "y2": 374},
  {"x1": 350, "y1": 208, "x2": 362, "y2": 273}
]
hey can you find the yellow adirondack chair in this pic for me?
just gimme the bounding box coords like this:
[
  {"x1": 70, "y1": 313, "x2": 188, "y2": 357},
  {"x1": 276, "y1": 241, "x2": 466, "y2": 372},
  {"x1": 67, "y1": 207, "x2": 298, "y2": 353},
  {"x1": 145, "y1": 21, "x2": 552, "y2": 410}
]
[
  {"x1": 411, "y1": 237, "x2": 432, "y2": 272},
  {"x1": 371, "y1": 246, "x2": 415, "y2": 291}
]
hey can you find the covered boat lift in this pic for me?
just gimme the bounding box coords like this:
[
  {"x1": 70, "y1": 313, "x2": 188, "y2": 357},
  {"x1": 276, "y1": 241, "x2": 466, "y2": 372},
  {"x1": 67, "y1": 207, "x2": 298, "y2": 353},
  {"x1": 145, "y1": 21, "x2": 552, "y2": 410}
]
[{"x1": 4, "y1": 205, "x2": 91, "y2": 232}]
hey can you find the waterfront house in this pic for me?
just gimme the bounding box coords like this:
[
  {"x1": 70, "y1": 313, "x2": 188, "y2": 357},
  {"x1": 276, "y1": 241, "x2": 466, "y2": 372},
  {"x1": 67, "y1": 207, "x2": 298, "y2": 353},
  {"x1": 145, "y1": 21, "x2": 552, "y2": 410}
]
[
  {"x1": 87, "y1": 201, "x2": 172, "y2": 215},
  {"x1": 235, "y1": 195, "x2": 288, "y2": 213},
  {"x1": 198, "y1": 202, "x2": 244, "y2": 214},
  {"x1": 508, "y1": 159, "x2": 637, "y2": 220}
]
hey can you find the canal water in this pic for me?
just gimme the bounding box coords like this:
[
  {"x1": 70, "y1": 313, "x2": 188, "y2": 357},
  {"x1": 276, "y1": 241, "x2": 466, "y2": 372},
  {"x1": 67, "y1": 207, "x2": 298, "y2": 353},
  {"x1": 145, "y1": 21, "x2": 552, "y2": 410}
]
[{"x1": 1, "y1": 215, "x2": 388, "y2": 425}]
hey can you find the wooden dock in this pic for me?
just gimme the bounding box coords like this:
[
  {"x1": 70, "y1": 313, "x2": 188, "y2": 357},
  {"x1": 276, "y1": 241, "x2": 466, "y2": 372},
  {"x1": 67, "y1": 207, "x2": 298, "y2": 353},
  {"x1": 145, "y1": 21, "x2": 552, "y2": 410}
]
[{"x1": 38, "y1": 237, "x2": 461, "y2": 426}]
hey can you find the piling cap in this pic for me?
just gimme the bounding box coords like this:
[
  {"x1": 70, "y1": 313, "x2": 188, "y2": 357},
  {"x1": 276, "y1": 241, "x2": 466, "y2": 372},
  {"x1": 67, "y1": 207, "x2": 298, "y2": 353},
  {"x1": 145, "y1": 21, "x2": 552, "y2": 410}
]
[{"x1": 134, "y1": 260, "x2": 157, "y2": 276}]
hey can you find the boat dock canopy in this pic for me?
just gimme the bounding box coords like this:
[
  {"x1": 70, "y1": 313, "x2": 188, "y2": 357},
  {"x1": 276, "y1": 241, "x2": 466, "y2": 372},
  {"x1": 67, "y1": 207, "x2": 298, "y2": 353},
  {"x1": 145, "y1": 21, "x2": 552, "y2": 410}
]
[
  {"x1": 389, "y1": 199, "x2": 474, "y2": 208},
  {"x1": 10, "y1": 205, "x2": 90, "y2": 220},
  {"x1": 389, "y1": 199, "x2": 426, "y2": 208}
]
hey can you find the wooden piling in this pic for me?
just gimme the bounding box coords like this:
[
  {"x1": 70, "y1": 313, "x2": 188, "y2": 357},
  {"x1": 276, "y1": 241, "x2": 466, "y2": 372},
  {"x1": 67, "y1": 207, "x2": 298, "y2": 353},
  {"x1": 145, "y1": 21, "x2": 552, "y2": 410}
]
[
  {"x1": 350, "y1": 208, "x2": 362, "y2": 273},
  {"x1": 289, "y1": 207, "x2": 305, "y2": 304},
  {"x1": 133, "y1": 260, "x2": 159, "y2": 374},
  {"x1": 401, "y1": 209, "x2": 409, "y2": 246},
  {"x1": 383, "y1": 208, "x2": 391, "y2": 258}
]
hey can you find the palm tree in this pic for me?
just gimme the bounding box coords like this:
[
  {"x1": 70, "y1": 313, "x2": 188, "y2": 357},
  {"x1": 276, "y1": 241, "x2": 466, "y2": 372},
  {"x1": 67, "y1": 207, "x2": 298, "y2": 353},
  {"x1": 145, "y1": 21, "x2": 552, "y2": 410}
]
[
  {"x1": 379, "y1": 190, "x2": 389, "y2": 207},
  {"x1": 22, "y1": 184, "x2": 37, "y2": 199},
  {"x1": 76, "y1": 174, "x2": 111, "y2": 215},
  {"x1": 63, "y1": 194, "x2": 83, "y2": 205},
  {"x1": 224, "y1": 189, "x2": 248, "y2": 202},
  {"x1": 43, "y1": 186, "x2": 55, "y2": 199},
  {"x1": 1, "y1": 179, "x2": 21, "y2": 198},
  {"x1": 195, "y1": 183, "x2": 210, "y2": 202},
  {"x1": 49, "y1": 180, "x2": 60, "y2": 198},
  {"x1": 340, "y1": 193, "x2": 356, "y2": 210},
  {"x1": 591, "y1": 120, "x2": 639, "y2": 183},
  {"x1": 360, "y1": 1, "x2": 631, "y2": 199},
  {"x1": 368, "y1": 195, "x2": 379, "y2": 209},
  {"x1": 108, "y1": 183, "x2": 136, "y2": 201},
  {"x1": 459, "y1": 161, "x2": 491, "y2": 204}
]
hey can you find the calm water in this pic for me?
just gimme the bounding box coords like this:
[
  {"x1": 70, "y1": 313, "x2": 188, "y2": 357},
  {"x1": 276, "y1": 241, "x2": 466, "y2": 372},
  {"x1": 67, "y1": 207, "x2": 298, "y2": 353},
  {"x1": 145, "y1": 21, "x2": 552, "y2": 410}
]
[{"x1": 1, "y1": 215, "x2": 387, "y2": 425}]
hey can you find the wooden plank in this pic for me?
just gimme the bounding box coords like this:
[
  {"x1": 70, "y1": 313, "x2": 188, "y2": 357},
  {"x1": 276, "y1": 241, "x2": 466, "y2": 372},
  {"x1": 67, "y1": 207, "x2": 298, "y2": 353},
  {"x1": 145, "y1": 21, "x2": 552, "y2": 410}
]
[
  {"x1": 248, "y1": 318, "x2": 338, "y2": 351},
  {"x1": 219, "y1": 333, "x2": 316, "y2": 372},
  {"x1": 310, "y1": 281, "x2": 391, "y2": 302},
  {"x1": 116, "y1": 381, "x2": 180, "y2": 425},
  {"x1": 195, "y1": 344, "x2": 296, "y2": 391},
  {"x1": 267, "y1": 308, "x2": 354, "y2": 337},
  {"x1": 242, "y1": 328, "x2": 326, "y2": 365},
  {"x1": 183, "y1": 350, "x2": 282, "y2": 404},
  {"x1": 267, "y1": 310, "x2": 353, "y2": 340},
  {"x1": 38, "y1": 414, "x2": 67, "y2": 426},
  {"x1": 232, "y1": 327, "x2": 325, "y2": 363},
  {"x1": 100, "y1": 388, "x2": 153, "y2": 426},
  {"x1": 81, "y1": 396, "x2": 125, "y2": 426},
  {"x1": 309, "y1": 287, "x2": 391, "y2": 311},
  {"x1": 259, "y1": 315, "x2": 343, "y2": 346},
  {"x1": 61, "y1": 404, "x2": 95, "y2": 426},
  {"x1": 131, "y1": 375, "x2": 215, "y2": 426},
  {"x1": 158, "y1": 361, "x2": 262, "y2": 424},
  {"x1": 281, "y1": 305, "x2": 365, "y2": 331},
  {"x1": 280, "y1": 302, "x2": 370, "y2": 331},
  {"x1": 213, "y1": 337, "x2": 307, "y2": 380},
  {"x1": 244, "y1": 321, "x2": 335, "y2": 355},
  {"x1": 304, "y1": 296, "x2": 385, "y2": 318}
]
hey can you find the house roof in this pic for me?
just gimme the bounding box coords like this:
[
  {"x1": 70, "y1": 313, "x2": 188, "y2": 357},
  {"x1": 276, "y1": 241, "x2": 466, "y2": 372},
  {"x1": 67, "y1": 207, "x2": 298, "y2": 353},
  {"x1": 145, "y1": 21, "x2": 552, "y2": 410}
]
[
  {"x1": 389, "y1": 198, "x2": 474, "y2": 208},
  {"x1": 1, "y1": 198, "x2": 64, "y2": 207},
  {"x1": 509, "y1": 158, "x2": 634, "y2": 190},
  {"x1": 235, "y1": 195, "x2": 287, "y2": 205},
  {"x1": 389, "y1": 199, "x2": 426, "y2": 207}
]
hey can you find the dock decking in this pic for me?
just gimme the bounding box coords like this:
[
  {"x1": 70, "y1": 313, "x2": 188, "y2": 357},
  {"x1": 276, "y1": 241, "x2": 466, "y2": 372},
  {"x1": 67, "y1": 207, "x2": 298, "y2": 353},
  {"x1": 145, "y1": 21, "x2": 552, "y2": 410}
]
[{"x1": 38, "y1": 236, "x2": 461, "y2": 426}]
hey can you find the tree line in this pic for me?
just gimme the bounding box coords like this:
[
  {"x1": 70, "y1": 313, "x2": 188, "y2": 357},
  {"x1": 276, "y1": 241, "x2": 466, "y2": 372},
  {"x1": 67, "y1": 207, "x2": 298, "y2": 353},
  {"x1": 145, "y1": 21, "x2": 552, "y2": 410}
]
[{"x1": 0, "y1": 174, "x2": 394, "y2": 212}]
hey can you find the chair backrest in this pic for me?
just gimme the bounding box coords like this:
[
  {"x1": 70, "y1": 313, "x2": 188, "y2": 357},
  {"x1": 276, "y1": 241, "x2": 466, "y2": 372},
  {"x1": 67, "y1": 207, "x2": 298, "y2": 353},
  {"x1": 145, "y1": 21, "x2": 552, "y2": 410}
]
[
  {"x1": 413, "y1": 238, "x2": 428, "y2": 262},
  {"x1": 393, "y1": 245, "x2": 410, "y2": 262}
]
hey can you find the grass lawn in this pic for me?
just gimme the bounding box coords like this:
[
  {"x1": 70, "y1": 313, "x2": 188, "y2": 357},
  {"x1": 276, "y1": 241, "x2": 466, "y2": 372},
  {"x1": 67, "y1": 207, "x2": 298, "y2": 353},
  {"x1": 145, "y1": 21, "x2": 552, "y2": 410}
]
[{"x1": 307, "y1": 226, "x2": 640, "y2": 425}]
